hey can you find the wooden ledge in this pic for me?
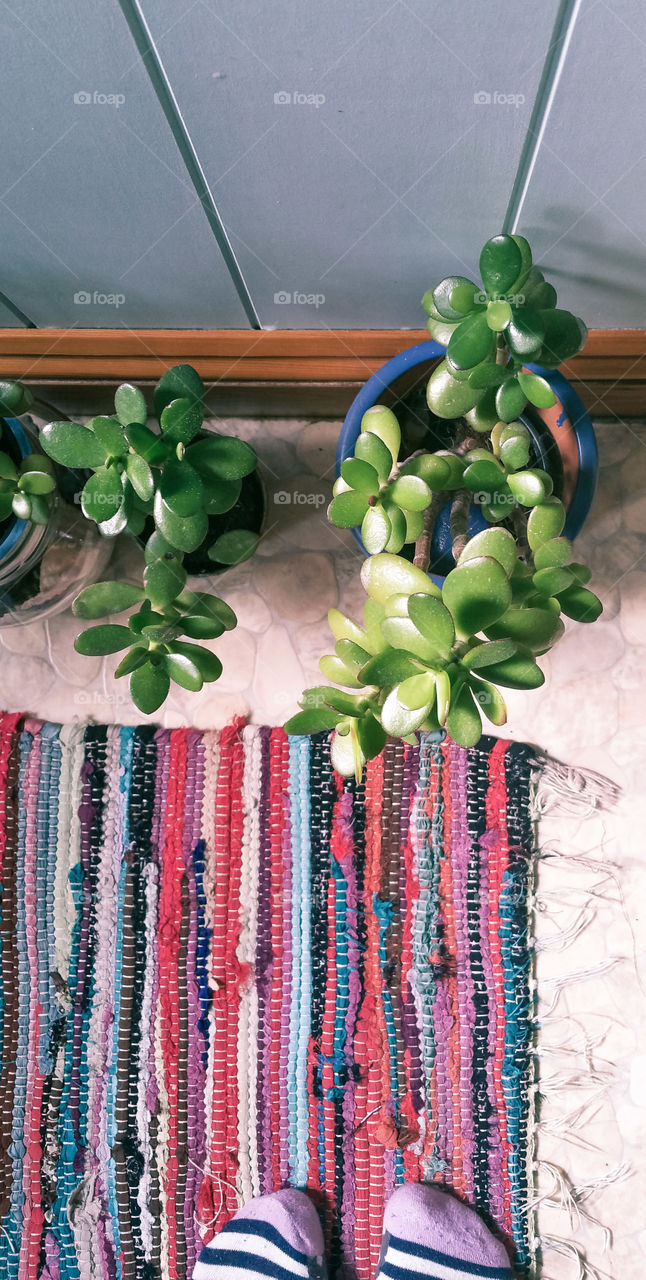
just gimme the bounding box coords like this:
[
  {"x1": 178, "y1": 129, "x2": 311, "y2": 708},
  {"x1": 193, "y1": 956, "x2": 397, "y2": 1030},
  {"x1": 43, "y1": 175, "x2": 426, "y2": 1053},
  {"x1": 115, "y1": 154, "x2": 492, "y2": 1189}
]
[{"x1": 0, "y1": 328, "x2": 643, "y2": 417}]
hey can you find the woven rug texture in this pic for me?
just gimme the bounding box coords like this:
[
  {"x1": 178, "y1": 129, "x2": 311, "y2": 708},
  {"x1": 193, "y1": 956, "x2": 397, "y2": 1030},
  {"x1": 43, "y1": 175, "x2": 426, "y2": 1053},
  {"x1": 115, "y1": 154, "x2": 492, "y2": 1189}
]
[{"x1": 0, "y1": 715, "x2": 536, "y2": 1280}]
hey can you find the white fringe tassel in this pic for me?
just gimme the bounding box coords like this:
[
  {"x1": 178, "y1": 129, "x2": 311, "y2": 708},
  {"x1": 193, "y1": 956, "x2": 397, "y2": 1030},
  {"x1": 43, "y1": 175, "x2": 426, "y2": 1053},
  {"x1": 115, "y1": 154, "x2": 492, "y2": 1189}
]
[{"x1": 525, "y1": 752, "x2": 628, "y2": 1280}]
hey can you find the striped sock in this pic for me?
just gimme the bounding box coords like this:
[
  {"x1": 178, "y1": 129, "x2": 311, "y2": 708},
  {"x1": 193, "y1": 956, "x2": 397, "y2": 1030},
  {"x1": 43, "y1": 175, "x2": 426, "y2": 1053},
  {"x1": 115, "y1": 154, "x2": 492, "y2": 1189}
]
[
  {"x1": 193, "y1": 1190, "x2": 326, "y2": 1280},
  {"x1": 377, "y1": 1186, "x2": 513, "y2": 1280}
]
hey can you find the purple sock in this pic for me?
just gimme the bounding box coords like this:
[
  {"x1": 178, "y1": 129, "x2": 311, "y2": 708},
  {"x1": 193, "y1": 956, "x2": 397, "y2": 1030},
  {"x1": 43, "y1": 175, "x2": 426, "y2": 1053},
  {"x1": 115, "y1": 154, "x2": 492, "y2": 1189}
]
[
  {"x1": 193, "y1": 1191, "x2": 326, "y2": 1280},
  {"x1": 377, "y1": 1185, "x2": 513, "y2": 1279}
]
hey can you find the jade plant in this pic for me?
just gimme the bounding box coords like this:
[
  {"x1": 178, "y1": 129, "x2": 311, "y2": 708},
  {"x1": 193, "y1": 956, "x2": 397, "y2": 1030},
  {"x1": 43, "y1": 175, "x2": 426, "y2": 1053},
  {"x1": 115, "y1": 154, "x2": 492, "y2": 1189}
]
[
  {"x1": 0, "y1": 366, "x2": 260, "y2": 713},
  {"x1": 285, "y1": 234, "x2": 601, "y2": 777}
]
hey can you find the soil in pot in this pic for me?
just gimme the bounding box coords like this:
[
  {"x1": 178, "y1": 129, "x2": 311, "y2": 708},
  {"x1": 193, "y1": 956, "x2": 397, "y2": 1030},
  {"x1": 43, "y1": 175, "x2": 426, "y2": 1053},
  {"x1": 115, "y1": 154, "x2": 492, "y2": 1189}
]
[{"x1": 378, "y1": 363, "x2": 564, "y2": 578}]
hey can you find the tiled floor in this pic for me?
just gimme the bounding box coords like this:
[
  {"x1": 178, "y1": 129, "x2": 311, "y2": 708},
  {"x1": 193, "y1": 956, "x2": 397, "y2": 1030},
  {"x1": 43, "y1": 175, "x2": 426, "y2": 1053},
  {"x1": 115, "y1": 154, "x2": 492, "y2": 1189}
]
[{"x1": 0, "y1": 416, "x2": 644, "y2": 1277}]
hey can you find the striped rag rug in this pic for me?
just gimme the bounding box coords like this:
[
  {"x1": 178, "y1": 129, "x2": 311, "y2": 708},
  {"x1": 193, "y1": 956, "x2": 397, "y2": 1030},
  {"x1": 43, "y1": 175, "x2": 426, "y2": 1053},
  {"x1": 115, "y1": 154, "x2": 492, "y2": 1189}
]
[{"x1": 0, "y1": 714, "x2": 538, "y2": 1280}]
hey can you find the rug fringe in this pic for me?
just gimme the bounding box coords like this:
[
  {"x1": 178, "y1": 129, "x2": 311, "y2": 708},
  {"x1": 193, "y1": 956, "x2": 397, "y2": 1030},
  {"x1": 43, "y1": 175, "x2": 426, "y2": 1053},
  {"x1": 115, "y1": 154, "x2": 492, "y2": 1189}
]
[{"x1": 527, "y1": 753, "x2": 627, "y2": 1280}]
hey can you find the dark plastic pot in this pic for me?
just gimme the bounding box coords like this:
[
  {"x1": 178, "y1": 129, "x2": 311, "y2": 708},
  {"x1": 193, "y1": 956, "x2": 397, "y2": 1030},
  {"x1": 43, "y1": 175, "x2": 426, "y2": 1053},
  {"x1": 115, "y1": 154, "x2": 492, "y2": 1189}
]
[{"x1": 337, "y1": 339, "x2": 598, "y2": 584}]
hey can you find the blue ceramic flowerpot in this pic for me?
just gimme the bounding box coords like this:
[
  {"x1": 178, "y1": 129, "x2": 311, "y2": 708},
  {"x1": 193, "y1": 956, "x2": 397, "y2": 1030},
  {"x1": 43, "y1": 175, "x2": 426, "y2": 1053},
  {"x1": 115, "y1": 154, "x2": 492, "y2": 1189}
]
[{"x1": 337, "y1": 339, "x2": 598, "y2": 585}]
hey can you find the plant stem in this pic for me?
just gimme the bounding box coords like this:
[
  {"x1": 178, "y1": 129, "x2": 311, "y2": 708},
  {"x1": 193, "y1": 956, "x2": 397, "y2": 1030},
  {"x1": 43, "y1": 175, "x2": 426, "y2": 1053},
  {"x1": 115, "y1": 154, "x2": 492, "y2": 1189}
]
[
  {"x1": 449, "y1": 488, "x2": 471, "y2": 562},
  {"x1": 495, "y1": 334, "x2": 508, "y2": 366},
  {"x1": 413, "y1": 490, "x2": 447, "y2": 572}
]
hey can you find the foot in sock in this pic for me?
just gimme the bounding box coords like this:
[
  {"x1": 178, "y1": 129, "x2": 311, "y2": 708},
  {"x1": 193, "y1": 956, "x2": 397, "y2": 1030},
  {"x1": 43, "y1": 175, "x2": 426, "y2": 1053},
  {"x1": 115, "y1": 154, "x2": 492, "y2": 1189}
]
[
  {"x1": 377, "y1": 1184, "x2": 513, "y2": 1280},
  {"x1": 193, "y1": 1190, "x2": 326, "y2": 1280}
]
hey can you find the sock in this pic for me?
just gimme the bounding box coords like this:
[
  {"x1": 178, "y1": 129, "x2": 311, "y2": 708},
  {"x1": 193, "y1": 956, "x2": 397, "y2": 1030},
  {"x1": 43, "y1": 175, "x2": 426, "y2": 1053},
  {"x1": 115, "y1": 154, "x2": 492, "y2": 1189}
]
[
  {"x1": 376, "y1": 1185, "x2": 513, "y2": 1280},
  {"x1": 193, "y1": 1190, "x2": 326, "y2": 1280}
]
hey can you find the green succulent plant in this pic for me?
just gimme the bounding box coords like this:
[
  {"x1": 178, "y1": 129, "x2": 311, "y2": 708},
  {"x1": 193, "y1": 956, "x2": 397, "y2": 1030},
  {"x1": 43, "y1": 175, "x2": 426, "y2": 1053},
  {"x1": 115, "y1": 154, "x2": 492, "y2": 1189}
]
[
  {"x1": 0, "y1": 365, "x2": 261, "y2": 714},
  {"x1": 286, "y1": 235, "x2": 601, "y2": 777}
]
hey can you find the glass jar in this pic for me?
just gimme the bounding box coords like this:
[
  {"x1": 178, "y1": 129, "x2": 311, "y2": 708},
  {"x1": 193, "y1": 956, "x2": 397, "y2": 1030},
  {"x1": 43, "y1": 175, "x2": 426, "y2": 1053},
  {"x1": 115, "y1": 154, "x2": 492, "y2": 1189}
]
[{"x1": 0, "y1": 408, "x2": 112, "y2": 627}]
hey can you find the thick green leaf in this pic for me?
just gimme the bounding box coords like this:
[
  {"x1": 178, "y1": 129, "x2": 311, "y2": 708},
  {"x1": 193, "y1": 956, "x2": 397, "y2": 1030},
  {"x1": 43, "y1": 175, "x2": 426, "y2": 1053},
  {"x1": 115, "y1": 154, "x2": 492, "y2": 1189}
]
[
  {"x1": 569, "y1": 562, "x2": 592, "y2": 585},
  {"x1": 285, "y1": 707, "x2": 340, "y2": 734},
  {"x1": 426, "y1": 313, "x2": 461, "y2": 345},
  {"x1": 41, "y1": 421, "x2": 106, "y2": 469},
  {"x1": 205, "y1": 478, "x2": 242, "y2": 515},
  {"x1": 398, "y1": 671, "x2": 436, "y2": 710},
  {"x1": 361, "y1": 553, "x2": 441, "y2": 604},
  {"x1": 401, "y1": 508, "x2": 424, "y2": 544},
  {"x1": 464, "y1": 388, "x2": 501, "y2": 435},
  {"x1": 114, "y1": 646, "x2": 150, "y2": 678},
  {"x1": 144, "y1": 531, "x2": 177, "y2": 562},
  {"x1": 505, "y1": 306, "x2": 545, "y2": 358},
  {"x1": 461, "y1": 639, "x2": 517, "y2": 670},
  {"x1": 468, "y1": 362, "x2": 513, "y2": 390},
  {"x1": 170, "y1": 641, "x2": 223, "y2": 682},
  {"x1": 328, "y1": 608, "x2": 369, "y2": 648},
  {"x1": 0, "y1": 379, "x2": 33, "y2": 415},
  {"x1": 499, "y1": 431, "x2": 531, "y2": 472},
  {"x1": 186, "y1": 434, "x2": 257, "y2": 481},
  {"x1": 163, "y1": 652, "x2": 203, "y2": 691},
  {"x1": 144, "y1": 556, "x2": 187, "y2": 608},
  {"x1": 388, "y1": 474, "x2": 432, "y2": 512},
  {"x1": 126, "y1": 452, "x2": 154, "y2": 502},
  {"x1": 360, "y1": 405, "x2": 400, "y2": 461},
  {"x1": 159, "y1": 458, "x2": 204, "y2": 516},
  {"x1": 477, "y1": 648, "x2": 545, "y2": 689},
  {"x1": 485, "y1": 606, "x2": 564, "y2": 652},
  {"x1": 381, "y1": 616, "x2": 445, "y2": 665},
  {"x1": 447, "y1": 311, "x2": 496, "y2": 370},
  {"x1": 381, "y1": 686, "x2": 430, "y2": 736},
  {"x1": 115, "y1": 382, "x2": 147, "y2": 427},
  {"x1": 0, "y1": 490, "x2": 14, "y2": 520},
  {"x1": 556, "y1": 585, "x2": 602, "y2": 623},
  {"x1": 479, "y1": 234, "x2": 524, "y2": 296},
  {"x1": 450, "y1": 280, "x2": 484, "y2": 314},
  {"x1": 354, "y1": 430, "x2": 393, "y2": 482},
  {"x1": 124, "y1": 421, "x2": 168, "y2": 465},
  {"x1": 75, "y1": 624, "x2": 133, "y2": 656},
  {"x1": 467, "y1": 674, "x2": 507, "y2": 726},
  {"x1": 462, "y1": 457, "x2": 506, "y2": 494},
  {"x1": 328, "y1": 490, "x2": 369, "y2": 528},
  {"x1": 335, "y1": 638, "x2": 371, "y2": 672},
  {"x1": 534, "y1": 537, "x2": 573, "y2": 569},
  {"x1": 18, "y1": 468, "x2": 56, "y2": 495},
  {"x1": 495, "y1": 376, "x2": 528, "y2": 422},
  {"x1": 319, "y1": 654, "x2": 362, "y2": 689},
  {"x1": 433, "y1": 275, "x2": 480, "y2": 322},
  {"x1": 180, "y1": 614, "x2": 225, "y2": 640},
  {"x1": 446, "y1": 683, "x2": 482, "y2": 747},
  {"x1": 81, "y1": 467, "x2": 124, "y2": 524},
  {"x1": 363, "y1": 599, "x2": 388, "y2": 653},
  {"x1": 330, "y1": 725, "x2": 364, "y2": 779},
  {"x1": 177, "y1": 590, "x2": 236, "y2": 630},
  {"x1": 399, "y1": 453, "x2": 451, "y2": 489},
  {"x1": 305, "y1": 687, "x2": 365, "y2": 716},
  {"x1": 160, "y1": 397, "x2": 203, "y2": 445},
  {"x1": 359, "y1": 650, "x2": 423, "y2": 687},
  {"x1": 383, "y1": 502, "x2": 406, "y2": 553},
  {"x1": 154, "y1": 363, "x2": 204, "y2": 418},
  {"x1": 533, "y1": 565, "x2": 574, "y2": 596},
  {"x1": 90, "y1": 416, "x2": 127, "y2": 457},
  {"x1": 407, "y1": 593, "x2": 455, "y2": 660},
  {"x1": 355, "y1": 713, "x2": 387, "y2": 761},
  {"x1": 458, "y1": 527, "x2": 517, "y2": 576},
  {"x1": 527, "y1": 498, "x2": 566, "y2": 549},
  {"x1": 507, "y1": 469, "x2": 553, "y2": 507},
  {"x1": 0, "y1": 452, "x2": 18, "y2": 481},
  {"x1": 426, "y1": 360, "x2": 484, "y2": 418},
  {"x1": 486, "y1": 300, "x2": 512, "y2": 331},
  {"x1": 73, "y1": 581, "x2": 145, "y2": 619},
  {"x1": 540, "y1": 310, "x2": 587, "y2": 365},
  {"x1": 361, "y1": 503, "x2": 391, "y2": 554},
  {"x1": 442, "y1": 556, "x2": 512, "y2": 636},
  {"x1": 153, "y1": 490, "x2": 208, "y2": 552},
  {"x1": 11, "y1": 492, "x2": 31, "y2": 520},
  {"x1": 340, "y1": 457, "x2": 380, "y2": 495},
  {"x1": 130, "y1": 662, "x2": 171, "y2": 714},
  {"x1": 208, "y1": 529, "x2": 259, "y2": 565},
  {"x1": 517, "y1": 371, "x2": 557, "y2": 408}
]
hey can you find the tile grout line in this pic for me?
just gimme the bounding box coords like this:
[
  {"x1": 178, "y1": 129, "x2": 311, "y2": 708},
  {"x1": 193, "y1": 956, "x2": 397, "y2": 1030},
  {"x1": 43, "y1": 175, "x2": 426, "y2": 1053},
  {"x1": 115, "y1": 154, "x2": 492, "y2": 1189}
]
[{"x1": 116, "y1": 0, "x2": 262, "y2": 329}]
